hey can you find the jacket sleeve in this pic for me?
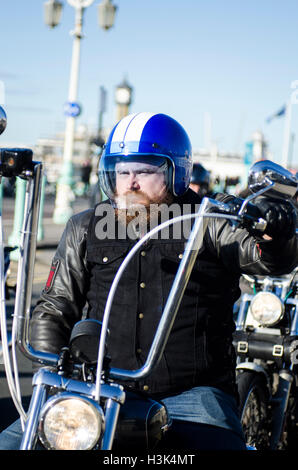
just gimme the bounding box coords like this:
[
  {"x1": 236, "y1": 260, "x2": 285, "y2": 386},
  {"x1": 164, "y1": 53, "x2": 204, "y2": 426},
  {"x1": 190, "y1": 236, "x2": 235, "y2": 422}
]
[
  {"x1": 29, "y1": 209, "x2": 92, "y2": 357},
  {"x1": 207, "y1": 195, "x2": 298, "y2": 276}
]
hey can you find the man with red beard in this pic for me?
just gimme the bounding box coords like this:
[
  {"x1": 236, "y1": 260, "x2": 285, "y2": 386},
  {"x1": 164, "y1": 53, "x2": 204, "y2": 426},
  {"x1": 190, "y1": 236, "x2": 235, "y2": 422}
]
[{"x1": 0, "y1": 112, "x2": 296, "y2": 450}]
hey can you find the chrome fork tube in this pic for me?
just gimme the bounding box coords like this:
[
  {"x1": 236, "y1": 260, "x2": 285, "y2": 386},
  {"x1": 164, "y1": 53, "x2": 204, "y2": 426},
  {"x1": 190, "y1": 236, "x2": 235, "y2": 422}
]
[
  {"x1": 235, "y1": 294, "x2": 254, "y2": 331},
  {"x1": 270, "y1": 369, "x2": 294, "y2": 450},
  {"x1": 19, "y1": 383, "x2": 47, "y2": 450},
  {"x1": 101, "y1": 398, "x2": 121, "y2": 450}
]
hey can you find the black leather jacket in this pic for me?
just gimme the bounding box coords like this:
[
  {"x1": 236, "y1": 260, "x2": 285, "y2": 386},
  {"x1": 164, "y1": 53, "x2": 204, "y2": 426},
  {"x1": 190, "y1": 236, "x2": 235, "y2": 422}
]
[{"x1": 30, "y1": 190, "x2": 297, "y2": 399}]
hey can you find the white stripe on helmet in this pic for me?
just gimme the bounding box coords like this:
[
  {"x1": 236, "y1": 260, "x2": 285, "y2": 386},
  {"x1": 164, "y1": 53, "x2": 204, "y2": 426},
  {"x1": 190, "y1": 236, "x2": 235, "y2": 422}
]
[
  {"x1": 111, "y1": 112, "x2": 156, "y2": 150},
  {"x1": 112, "y1": 113, "x2": 138, "y2": 143}
]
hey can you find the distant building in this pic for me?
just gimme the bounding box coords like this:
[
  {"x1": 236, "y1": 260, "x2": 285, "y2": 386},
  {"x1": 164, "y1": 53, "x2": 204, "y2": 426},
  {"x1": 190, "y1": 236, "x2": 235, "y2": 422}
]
[
  {"x1": 192, "y1": 147, "x2": 246, "y2": 194},
  {"x1": 193, "y1": 149, "x2": 244, "y2": 178},
  {"x1": 34, "y1": 124, "x2": 104, "y2": 187}
]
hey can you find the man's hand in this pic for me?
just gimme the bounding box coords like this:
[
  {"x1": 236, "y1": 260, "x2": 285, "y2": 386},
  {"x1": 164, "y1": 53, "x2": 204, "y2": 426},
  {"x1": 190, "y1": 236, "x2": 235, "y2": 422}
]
[{"x1": 254, "y1": 197, "x2": 296, "y2": 240}]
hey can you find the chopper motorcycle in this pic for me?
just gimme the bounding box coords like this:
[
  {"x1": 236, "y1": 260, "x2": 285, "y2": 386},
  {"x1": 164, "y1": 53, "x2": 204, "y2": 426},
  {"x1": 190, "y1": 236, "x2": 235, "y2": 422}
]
[
  {"x1": 233, "y1": 263, "x2": 298, "y2": 450},
  {"x1": 0, "y1": 108, "x2": 297, "y2": 450}
]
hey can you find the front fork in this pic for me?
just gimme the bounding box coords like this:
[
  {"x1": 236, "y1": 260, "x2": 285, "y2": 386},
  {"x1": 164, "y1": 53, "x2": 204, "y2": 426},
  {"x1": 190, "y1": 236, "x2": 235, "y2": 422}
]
[
  {"x1": 101, "y1": 398, "x2": 121, "y2": 450},
  {"x1": 20, "y1": 383, "x2": 47, "y2": 450},
  {"x1": 269, "y1": 369, "x2": 294, "y2": 450}
]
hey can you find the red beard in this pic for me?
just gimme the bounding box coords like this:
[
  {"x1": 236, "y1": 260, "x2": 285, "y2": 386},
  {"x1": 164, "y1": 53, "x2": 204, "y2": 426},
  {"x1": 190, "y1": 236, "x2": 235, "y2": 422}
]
[{"x1": 114, "y1": 191, "x2": 174, "y2": 225}]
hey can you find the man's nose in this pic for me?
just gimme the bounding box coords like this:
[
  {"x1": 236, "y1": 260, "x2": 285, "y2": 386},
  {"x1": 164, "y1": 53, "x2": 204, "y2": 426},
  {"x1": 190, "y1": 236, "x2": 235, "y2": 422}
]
[{"x1": 127, "y1": 172, "x2": 140, "y2": 190}]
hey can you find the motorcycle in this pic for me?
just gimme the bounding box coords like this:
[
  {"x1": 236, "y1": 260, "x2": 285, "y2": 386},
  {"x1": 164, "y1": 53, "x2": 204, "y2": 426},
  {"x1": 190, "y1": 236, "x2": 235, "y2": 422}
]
[
  {"x1": 234, "y1": 263, "x2": 298, "y2": 450},
  {"x1": 0, "y1": 106, "x2": 297, "y2": 450}
]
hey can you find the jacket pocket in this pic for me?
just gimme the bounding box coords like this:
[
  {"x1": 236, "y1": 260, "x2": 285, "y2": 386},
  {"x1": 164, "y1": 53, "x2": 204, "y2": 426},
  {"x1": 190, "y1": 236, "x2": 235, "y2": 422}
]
[{"x1": 86, "y1": 245, "x2": 130, "y2": 267}]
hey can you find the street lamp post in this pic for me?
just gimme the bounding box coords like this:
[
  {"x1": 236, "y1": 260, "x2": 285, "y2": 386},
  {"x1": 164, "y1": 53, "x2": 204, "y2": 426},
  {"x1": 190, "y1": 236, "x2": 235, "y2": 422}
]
[
  {"x1": 53, "y1": 0, "x2": 90, "y2": 224},
  {"x1": 44, "y1": 0, "x2": 63, "y2": 28},
  {"x1": 281, "y1": 100, "x2": 293, "y2": 169},
  {"x1": 44, "y1": 0, "x2": 117, "y2": 224},
  {"x1": 98, "y1": 0, "x2": 117, "y2": 30},
  {"x1": 115, "y1": 78, "x2": 133, "y2": 122}
]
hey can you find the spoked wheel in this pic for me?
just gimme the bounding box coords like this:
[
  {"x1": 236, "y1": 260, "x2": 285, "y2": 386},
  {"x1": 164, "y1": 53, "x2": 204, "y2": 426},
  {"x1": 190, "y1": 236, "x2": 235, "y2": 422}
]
[{"x1": 237, "y1": 370, "x2": 270, "y2": 450}]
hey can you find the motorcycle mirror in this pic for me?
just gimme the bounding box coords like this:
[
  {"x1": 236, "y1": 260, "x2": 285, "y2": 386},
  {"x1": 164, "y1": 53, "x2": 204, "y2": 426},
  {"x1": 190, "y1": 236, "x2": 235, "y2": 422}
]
[
  {"x1": 0, "y1": 106, "x2": 7, "y2": 135},
  {"x1": 0, "y1": 148, "x2": 33, "y2": 178},
  {"x1": 248, "y1": 160, "x2": 298, "y2": 200}
]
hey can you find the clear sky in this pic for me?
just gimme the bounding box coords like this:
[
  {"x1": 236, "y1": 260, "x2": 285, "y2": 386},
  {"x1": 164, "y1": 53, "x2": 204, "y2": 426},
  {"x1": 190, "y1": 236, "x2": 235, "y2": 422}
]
[{"x1": 0, "y1": 0, "x2": 298, "y2": 167}]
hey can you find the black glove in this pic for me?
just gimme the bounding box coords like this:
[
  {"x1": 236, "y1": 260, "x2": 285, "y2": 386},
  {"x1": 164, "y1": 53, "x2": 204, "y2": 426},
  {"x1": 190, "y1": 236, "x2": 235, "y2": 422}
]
[{"x1": 253, "y1": 197, "x2": 296, "y2": 240}]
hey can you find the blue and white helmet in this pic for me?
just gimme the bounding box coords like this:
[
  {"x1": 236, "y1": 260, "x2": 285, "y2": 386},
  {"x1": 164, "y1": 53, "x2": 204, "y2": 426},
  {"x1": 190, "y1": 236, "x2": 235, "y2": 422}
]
[{"x1": 98, "y1": 112, "x2": 192, "y2": 203}]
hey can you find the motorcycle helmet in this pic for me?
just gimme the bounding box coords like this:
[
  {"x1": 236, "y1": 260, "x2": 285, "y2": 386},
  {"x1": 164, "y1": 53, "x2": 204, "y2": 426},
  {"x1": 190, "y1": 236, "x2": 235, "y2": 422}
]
[
  {"x1": 189, "y1": 163, "x2": 210, "y2": 197},
  {"x1": 98, "y1": 112, "x2": 192, "y2": 206},
  {"x1": 190, "y1": 163, "x2": 210, "y2": 186}
]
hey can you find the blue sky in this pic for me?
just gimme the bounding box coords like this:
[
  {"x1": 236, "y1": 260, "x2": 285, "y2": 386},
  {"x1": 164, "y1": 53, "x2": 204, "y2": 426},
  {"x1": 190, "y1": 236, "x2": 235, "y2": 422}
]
[{"x1": 0, "y1": 0, "x2": 298, "y2": 167}]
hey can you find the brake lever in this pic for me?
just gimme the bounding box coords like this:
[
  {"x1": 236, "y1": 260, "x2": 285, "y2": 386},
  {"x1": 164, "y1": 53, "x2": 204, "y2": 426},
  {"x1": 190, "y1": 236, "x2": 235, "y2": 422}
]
[
  {"x1": 240, "y1": 212, "x2": 267, "y2": 233},
  {"x1": 210, "y1": 197, "x2": 267, "y2": 233}
]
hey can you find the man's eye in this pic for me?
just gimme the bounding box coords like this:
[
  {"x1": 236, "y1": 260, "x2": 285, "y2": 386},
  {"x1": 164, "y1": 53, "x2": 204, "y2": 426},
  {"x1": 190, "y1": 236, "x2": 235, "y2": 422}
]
[{"x1": 137, "y1": 170, "x2": 155, "y2": 175}]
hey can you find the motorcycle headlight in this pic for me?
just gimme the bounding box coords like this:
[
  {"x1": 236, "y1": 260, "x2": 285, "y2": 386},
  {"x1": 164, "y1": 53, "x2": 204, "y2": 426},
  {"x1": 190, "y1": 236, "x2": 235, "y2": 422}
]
[
  {"x1": 250, "y1": 292, "x2": 284, "y2": 326},
  {"x1": 38, "y1": 393, "x2": 104, "y2": 450}
]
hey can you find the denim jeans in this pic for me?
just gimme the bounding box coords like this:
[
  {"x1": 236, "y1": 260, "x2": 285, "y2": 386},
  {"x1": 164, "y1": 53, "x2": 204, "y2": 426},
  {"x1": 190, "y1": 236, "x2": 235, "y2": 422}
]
[
  {"x1": 0, "y1": 386, "x2": 246, "y2": 450},
  {"x1": 0, "y1": 419, "x2": 28, "y2": 450},
  {"x1": 161, "y1": 386, "x2": 246, "y2": 450},
  {"x1": 162, "y1": 386, "x2": 244, "y2": 437}
]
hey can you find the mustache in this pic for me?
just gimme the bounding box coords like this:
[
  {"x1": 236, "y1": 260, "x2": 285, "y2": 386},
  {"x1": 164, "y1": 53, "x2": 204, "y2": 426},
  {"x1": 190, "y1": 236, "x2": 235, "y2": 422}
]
[{"x1": 115, "y1": 190, "x2": 169, "y2": 207}]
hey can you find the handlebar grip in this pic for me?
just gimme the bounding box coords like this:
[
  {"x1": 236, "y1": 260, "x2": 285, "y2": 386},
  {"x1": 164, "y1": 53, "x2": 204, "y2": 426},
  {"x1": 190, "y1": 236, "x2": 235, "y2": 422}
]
[{"x1": 224, "y1": 197, "x2": 267, "y2": 232}]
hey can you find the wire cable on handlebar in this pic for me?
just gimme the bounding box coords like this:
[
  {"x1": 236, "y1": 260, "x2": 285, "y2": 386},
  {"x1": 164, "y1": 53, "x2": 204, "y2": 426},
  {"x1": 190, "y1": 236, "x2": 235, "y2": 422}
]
[
  {"x1": 0, "y1": 208, "x2": 27, "y2": 423},
  {"x1": 11, "y1": 201, "x2": 33, "y2": 429}
]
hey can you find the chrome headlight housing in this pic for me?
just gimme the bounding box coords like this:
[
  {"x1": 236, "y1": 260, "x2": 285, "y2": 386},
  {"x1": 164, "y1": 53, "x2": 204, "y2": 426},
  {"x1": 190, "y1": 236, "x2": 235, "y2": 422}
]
[
  {"x1": 38, "y1": 393, "x2": 105, "y2": 450},
  {"x1": 250, "y1": 292, "x2": 284, "y2": 326}
]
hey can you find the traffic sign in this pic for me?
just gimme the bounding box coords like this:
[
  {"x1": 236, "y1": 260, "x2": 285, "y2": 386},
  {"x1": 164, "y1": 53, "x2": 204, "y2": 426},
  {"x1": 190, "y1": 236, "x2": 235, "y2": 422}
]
[{"x1": 64, "y1": 101, "x2": 82, "y2": 117}]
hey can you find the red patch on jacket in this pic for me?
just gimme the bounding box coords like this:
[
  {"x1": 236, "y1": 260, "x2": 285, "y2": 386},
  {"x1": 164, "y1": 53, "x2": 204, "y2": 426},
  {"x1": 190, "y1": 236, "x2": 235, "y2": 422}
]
[
  {"x1": 44, "y1": 260, "x2": 60, "y2": 292},
  {"x1": 256, "y1": 243, "x2": 262, "y2": 256}
]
